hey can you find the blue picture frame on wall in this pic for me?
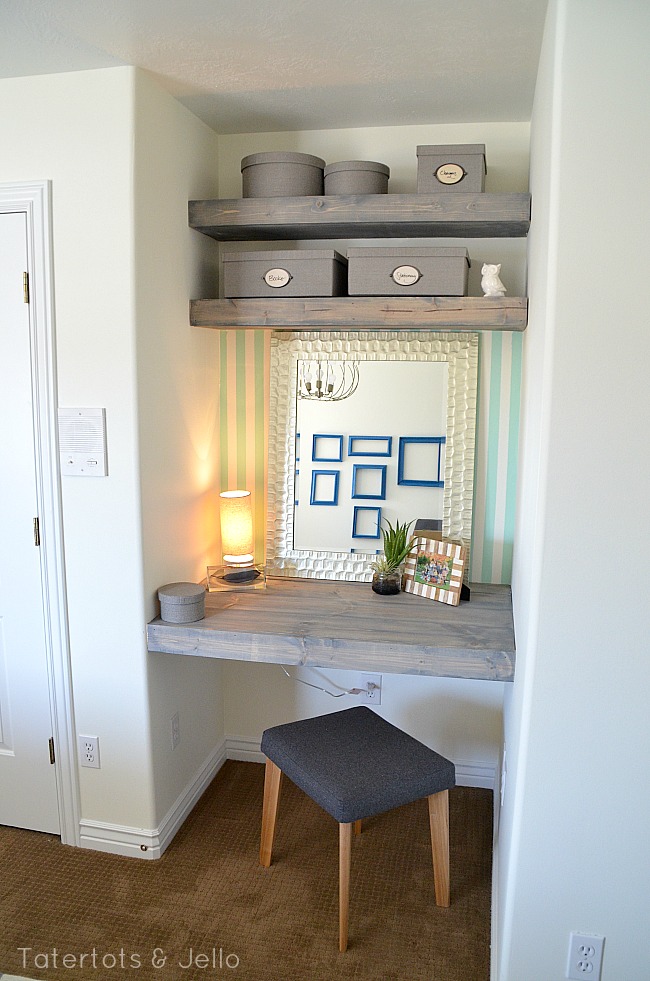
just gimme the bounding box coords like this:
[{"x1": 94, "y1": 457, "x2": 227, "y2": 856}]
[
  {"x1": 348, "y1": 435, "x2": 393, "y2": 457},
  {"x1": 397, "y1": 436, "x2": 446, "y2": 487},
  {"x1": 351, "y1": 464, "x2": 387, "y2": 500},
  {"x1": 310, "y1": 470, "x2": 340, "y2": 506},
  {"x1": 352, "y1": 505, "x2": 382, "y2": 539},
  {"x1": 312, "y1": 434, "x2": 344, "y2": 463}
]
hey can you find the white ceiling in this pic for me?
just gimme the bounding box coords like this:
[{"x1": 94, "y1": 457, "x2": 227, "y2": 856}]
[{"x1": 0, "y1": 0, "x2": 548, "y2": 134}]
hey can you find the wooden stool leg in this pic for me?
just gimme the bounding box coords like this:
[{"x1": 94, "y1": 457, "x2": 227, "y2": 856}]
[
  {"x1": 428, "y1": 789, "x2": 450, "y2": 907},
  {"x1": 259, "y1": 758, "x2": 282, "y2": 867},
  {"x1": 353, "y1": 819, "x2": 362, "y2": 836},
  {"x1": 339, "y1": 822, "x2": 352, "y2": 952}
]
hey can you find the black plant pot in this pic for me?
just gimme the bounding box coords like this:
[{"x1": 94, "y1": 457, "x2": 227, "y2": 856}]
[{"x1": 371, "y1": 570, "x2": 402, "y2": 595}]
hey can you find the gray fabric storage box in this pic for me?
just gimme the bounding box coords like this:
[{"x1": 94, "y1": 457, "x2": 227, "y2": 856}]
[
  {"x1": 347, "y1": 247, "x2": 470, "y2": 296},
  {"x1": 223, "y1": 250, "x2": 348, "y2": 298},
  {"x1": 241, "y1": 152, "x2": 325, "y2": 197},
  {"x1": 416, "y1": 144, "x2": 487, "y2": 193},
  {"x1": 324, "y1": 160, "x2": 390, "y2": 195},
  {"x1": 158, "y1": 582, "x2": 205, "y2": 623}
]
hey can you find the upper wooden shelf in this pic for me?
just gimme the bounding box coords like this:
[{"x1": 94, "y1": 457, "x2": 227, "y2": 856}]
[
  {"x1": 189, "y1": 192, "x2": 531, "y2": 241},
  {"x1": 190, "y1": 295, "x2": 527, "y2": 331}
]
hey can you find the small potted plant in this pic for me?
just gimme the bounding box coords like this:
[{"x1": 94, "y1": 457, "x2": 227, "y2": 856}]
[{"x1": 370, "y1": 518, "x2": 415, "y2": 595}]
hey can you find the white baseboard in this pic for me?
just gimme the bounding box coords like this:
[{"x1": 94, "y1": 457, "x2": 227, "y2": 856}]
[
  {"x1": 78, "y1": 818, "x2": 163, "y2": 860},
  {"x1": 454, "y1": 759, "x2": 497, "y2": 790},
  {"x1": 225, "y1": 736, "x2": 265, "y2": 763},
  {"x1": 77, "y1": 739, "x2": 497, "y2": 860},
  {"x1": 78, "y1": 740, "x2": 228, "y2": 860},
  {"x1": 490, "y1": 749, "x2": 504, "y2": 981},
  {"x1": 491, "y1": 823, "x2": 501, "y2": 981}
]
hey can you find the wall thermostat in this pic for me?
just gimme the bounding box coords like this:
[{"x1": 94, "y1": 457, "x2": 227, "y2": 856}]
[{"x1": 58, "y1": 407, "x2": 108, "y2": 476}]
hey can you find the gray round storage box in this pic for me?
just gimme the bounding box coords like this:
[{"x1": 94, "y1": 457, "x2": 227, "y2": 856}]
[
  {"x1": 324, "y1": 160, "x2": 390, "y2": 195},
  {"x1": 241, "y1": 152, "x2": 325, "y2": 198},
  {"x1": 158, "y1": 582, "x2": 205, "y2": 623}
]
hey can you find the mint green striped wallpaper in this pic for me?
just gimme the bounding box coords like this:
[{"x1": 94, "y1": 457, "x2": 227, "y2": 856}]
[
  {"x1": 217, "y1": 330, "x2": 269, "y2": 563},
  {"x1": 217, "y1": 330, "x2": 521, "y2": 585},
  {"x1": 472, "y1": 331, "x2": 523, "y2": 583}
]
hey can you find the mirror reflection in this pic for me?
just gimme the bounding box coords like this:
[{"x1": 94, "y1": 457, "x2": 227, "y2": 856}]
[{"x1": 294, "y1": 360, "x2": 448, "y2": 554}]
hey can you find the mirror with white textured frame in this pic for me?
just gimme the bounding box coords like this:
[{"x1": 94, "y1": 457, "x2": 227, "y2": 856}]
[{"x1": 266, "y1": 330, "x2": 478, "y2": 582}]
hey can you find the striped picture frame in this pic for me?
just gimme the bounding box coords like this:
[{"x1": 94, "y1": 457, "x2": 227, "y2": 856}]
[{"x1": 402, "y1": 537, "x2": 467, "y2": 606}]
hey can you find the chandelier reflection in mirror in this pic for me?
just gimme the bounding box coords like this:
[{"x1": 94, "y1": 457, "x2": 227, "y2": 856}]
[{"x1": 297, "y1": 360, "x2": 360, "y2": 401}]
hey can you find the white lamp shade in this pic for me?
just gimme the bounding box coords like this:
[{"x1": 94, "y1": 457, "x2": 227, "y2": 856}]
[{"x1": 220, "y1": 490, "x2": 254, "y2": 564}]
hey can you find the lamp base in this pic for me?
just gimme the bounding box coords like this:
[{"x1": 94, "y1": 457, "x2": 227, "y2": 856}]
[{"x1": 207, "y1": 564, "x2": 267, "y2": 592}]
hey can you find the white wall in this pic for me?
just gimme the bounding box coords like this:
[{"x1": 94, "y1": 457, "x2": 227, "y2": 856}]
[
  {"x1": 498, "y1": 3, "x2": 650, "y2": 979},
  {"x1": 224, "y1": 661, "x2": 504, "y2": 789},
  {"x1": 0, "y1": 68, "x2": 155, "y2": 827},
  {"x1": 218, "y1": 121, "x2": 530, "y2": 782},
  {"x1": 131, "y1": 70, "x2": 225, "y2": 825},
  {"x1": 0, "y1": 67, "x2": 225, "y2": 840}
]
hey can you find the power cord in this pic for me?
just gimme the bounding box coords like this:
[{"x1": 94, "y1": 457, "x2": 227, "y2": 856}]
[{"x1": 280, "y1": 665, "x2": 370, "y2": 697}]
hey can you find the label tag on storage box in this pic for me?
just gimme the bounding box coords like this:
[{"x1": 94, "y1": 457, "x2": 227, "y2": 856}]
[
  {"x1": 264, "y1": 267, "x2": 292, "y2": 288},
  {"x1": 435, "y1": 163, "x2": 466, "y2": 185},
  {"x1": 391, "y1": 264, "x2": 422, "y2": 286}
]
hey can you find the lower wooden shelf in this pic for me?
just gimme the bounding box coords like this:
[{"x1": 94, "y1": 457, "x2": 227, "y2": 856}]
[
  {"x1": 190, "y1": 295, "x2": 527, "y2": 331},
  {"x1": 147, "y1": 577, "x2": 515, "y2": 682}
]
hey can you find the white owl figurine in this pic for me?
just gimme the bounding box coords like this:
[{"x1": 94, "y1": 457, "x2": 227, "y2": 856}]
[{"x1": 481, "y1": 263, "x2": 507, "y2": 297}]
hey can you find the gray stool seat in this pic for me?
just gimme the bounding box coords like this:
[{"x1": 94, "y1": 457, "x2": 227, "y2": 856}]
[
  {"x1": 260, "y1": 705, "x2": 455, "y2": 823},
  {"x1": 259, "y1": 706, "x2": 456, "y2": 951}
]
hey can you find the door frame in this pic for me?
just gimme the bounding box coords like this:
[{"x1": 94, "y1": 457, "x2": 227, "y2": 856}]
[{"x1": 0, "y1": 180, "x2": 80, "y2": 845}]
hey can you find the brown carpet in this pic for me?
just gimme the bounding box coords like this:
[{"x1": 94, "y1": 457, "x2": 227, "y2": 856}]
[{"x1": 0, "y1": 761, "x2": 492, "y2": 981}]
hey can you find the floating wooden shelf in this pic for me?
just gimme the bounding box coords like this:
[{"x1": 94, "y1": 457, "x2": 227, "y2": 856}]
[
  {"x1": 148, "y1": 578, "x2": 515, "y2": 683},
  {"x1": 189, "y1": 192, "x2": 531, "y2": 240},
  {"x1": 189, "y1": 191, "x2": 530, "y2": 331},
  {"x1": 190, "y1": 295, "x2": 528, "y2": 331}
]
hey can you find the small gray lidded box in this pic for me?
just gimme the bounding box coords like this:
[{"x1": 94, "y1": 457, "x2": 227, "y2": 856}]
[
  {"x1": 223, "y1": 250, "x2": 348, "y2": 298},
  {"x1": 241, "y1": 151, "x2": 325, "y2": 198},
  {"x1": 158, "y1": 582, "x2": 205, "y2": 623},
  {"x1": 324, "y1": 160, "x2": 390, "y2": 195},
  {"x1": 416, "y1": 143, "x2": 487, "y2": 193},
  {"x1": 347, "y1": 247, "x2": 470, "y2": 297}
]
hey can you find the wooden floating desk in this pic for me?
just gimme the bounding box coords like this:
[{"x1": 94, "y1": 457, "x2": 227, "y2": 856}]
[{"x1": 147, "y1": 577, "x2": 515, "y2": 683}]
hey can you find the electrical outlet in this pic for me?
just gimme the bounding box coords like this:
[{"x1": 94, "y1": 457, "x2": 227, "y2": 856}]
[
  {"x1": 566, "y1": 932, "x2": 604, "y2": 979},
  {"x1": 349, "y1": 673, "x2": 382, "y2": 704},
  {"x1": 171, "y1": 712, "x2": 181, "y2": 750},
  {"x1": 79, "y1": 734, "x2": 100, "y2": 769}
]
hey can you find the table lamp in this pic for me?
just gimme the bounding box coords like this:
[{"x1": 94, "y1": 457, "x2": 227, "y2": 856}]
[{"x1": 207, "y1": 489, "x2": 266, "y2": 591}]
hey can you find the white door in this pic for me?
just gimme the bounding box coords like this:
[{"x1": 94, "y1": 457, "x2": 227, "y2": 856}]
[{"x1": 0, "y1": 210, "x2": 60, "y2": 833}]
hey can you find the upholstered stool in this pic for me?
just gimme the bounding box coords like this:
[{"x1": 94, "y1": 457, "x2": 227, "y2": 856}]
[{"x1": 259, "y1": 705, "x2": 456, "y2": 951}]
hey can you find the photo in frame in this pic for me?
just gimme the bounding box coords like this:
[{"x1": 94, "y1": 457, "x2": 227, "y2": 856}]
[{"x1": 402, "y1": 537, "x2": 467, "y2": 606}]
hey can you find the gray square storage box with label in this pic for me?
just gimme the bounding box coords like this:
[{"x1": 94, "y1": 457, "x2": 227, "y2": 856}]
[
  {"x1": 347, "y1": 247, "x2": 470, "y2": 296},
  {"x1": 223, "y1": 250, "x2": 348, "y2": 298},
  {"x1": 416, "y1": 144, "x2": 486, "y2": 193}
]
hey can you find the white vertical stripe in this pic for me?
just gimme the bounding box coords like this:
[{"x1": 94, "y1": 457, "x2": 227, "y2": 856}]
[
  {"x1": 226, "y1": 331, "x2": 239, "y2": 491},
  {"x1": 245, "y1": 331, "x2": 257, "y2": 495},
  {"x1": 471, "y1": 333, "x2": 491, "y2": 578},
  {"x1": 491, "y1": 333, "x2": 513, "y2": 583}
]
